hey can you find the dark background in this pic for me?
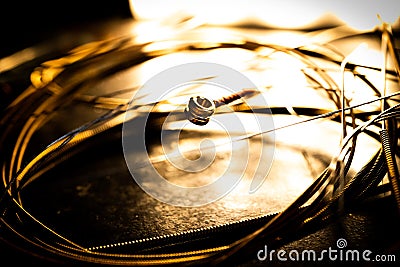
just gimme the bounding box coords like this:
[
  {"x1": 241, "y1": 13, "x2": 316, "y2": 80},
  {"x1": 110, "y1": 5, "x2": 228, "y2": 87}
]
[
  {"x1": 0, "y1": 1, "x2": 134, "y2": 110},
  {"x1": 0, "y1": 1, "x2": 133, "y2": 58}
]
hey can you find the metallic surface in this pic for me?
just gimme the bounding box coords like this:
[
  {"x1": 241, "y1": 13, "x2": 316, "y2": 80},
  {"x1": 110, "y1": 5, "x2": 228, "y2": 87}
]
[{"x1": 0, "y1": 5, "x2": 400, "y2": 266}]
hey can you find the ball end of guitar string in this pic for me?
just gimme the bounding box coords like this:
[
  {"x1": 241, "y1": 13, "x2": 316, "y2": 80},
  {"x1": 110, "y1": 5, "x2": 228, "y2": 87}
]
[
  {"x1": 185, "y1": 96, "x2": 215, "y2": 126},
  {"x1": 185, "y1": 89, "x2": 259, "y2": 125}
]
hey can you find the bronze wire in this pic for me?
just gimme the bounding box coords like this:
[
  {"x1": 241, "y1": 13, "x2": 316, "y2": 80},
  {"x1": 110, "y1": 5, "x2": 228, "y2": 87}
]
[{"x1": 0, "y1": 22, "x2": 399, "y2": 266}]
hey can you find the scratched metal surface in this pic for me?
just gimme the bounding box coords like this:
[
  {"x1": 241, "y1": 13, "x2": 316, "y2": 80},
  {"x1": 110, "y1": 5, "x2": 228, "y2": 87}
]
[
  {"x1": 1, "y1": 15, "x2": 399, "y2": 267},
  {"x1": 17, "y1": 26, "x2": 380, "y2": 250}
]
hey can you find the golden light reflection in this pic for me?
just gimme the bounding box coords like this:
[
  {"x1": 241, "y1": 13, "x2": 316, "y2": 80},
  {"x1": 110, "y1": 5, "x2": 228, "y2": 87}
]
[
  {"x1": 0, "y1": 47, "x2": 38, "y2": 73},
  {"x1": 129, "y1": 0, "x2": 399, "y2": 30},
  {"x1": 129, "y1": 0, "x2": 329, "y2": 28},
  {"x1": 1, "y1": 1, "x2": 399, "y2": 265},
  {"x1": 117, "y1": 13, "x2": 391, "y2": 207}
]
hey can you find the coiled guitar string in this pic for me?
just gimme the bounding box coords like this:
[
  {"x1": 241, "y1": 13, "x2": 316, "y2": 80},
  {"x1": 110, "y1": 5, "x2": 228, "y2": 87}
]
[{"x1": 0, "y1": 22, "x2": 399, "y2": 266}]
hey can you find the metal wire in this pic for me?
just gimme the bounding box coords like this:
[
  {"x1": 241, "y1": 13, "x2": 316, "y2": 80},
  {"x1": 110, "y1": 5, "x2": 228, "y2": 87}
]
[{"x1": 0, "y1": 20, "x2": 399, "y2": 266}]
